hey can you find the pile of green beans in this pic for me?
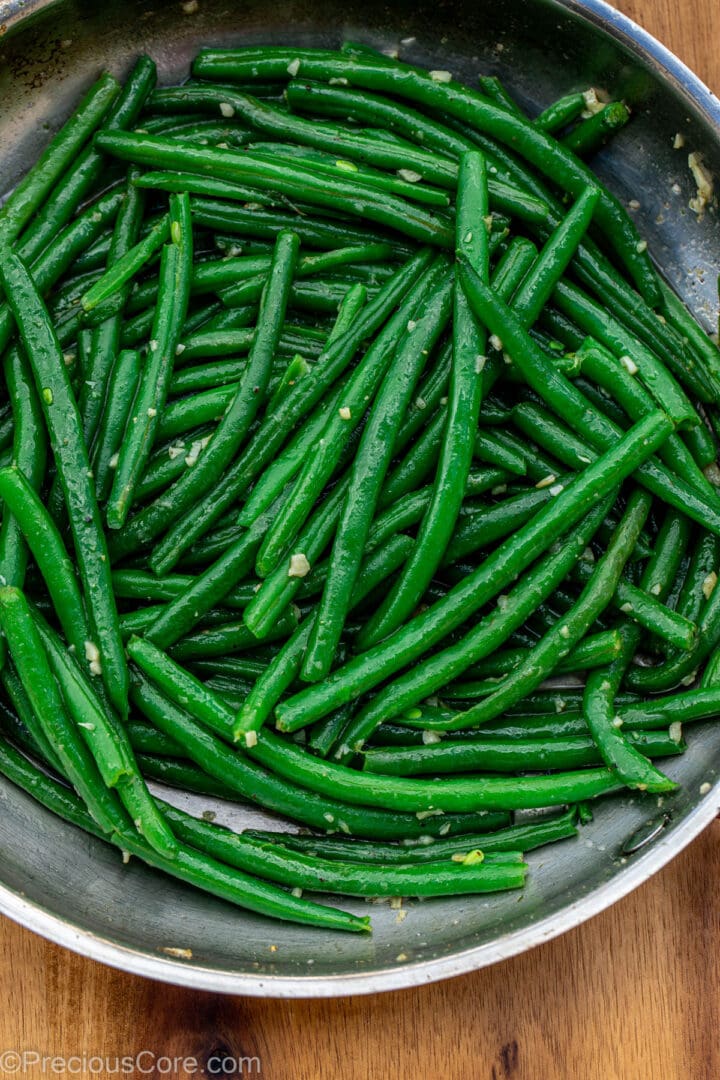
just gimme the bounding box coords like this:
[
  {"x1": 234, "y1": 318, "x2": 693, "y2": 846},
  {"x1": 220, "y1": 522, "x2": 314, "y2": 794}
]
[{"x1": 0, "y1": 44, "x2": 718, "y2": 936}]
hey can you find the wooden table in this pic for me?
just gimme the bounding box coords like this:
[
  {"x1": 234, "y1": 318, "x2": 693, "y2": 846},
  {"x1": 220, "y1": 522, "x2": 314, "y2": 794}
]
[{"x1": 2, "y1": 2, "x2": 720, "y2": 1077}]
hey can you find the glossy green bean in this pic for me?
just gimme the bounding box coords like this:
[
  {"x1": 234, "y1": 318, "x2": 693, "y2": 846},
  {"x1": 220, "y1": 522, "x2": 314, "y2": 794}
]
[
  {"x1": 96, "y1": 131, "x2": 454, "y2": 247},
  {"x1": 110, "y1": 251, "x2": 431, "y2": 568},
  {"x1": 277, "y1": 412, "x2": 671, "y2": 736},
  {"x1": 160, "y1": 804, "x2": 528, "y2": 896},
  {"x1": 194, "y1": 48, "x2": 658, "y2": 300},
  {"x1": 361, "y1": 729, "x2": 681, "y2": 776},
  {"x1": 107, "y1": 193, "x2": 193, "y2": 528},
  {"x1": 245, "y1": 808, "x2": 576, "y2": 863},
  {"x1": 298, "y1": 263, "x2": 453, "y2": 678},
  {"x1": 0, "y1": 467, "x2": 89, "y2": 656},
  {"x1": 0, "y1": 250, "x2": 128, "y2": 716},
  {"x1": 0, "y1": 349, "x2": 47, "y2": 597},
  {"x1": 80, "y1": 213, "x2": 170, "y2": 312},
  {"x1": 0, "y1": 73, "x2": 119, "y2": 244},
  {"x1": 130, "y1": 671, "x2": 509, "y2": 839},
  {"x1": 235, "y1": 534, "x2": 415, "y2": 741},
  {"x1": 250, "y1": 258, "x2": 448, "y2": 582},
  {"x1": 91, "y1": 348, "x2": 142, "y2": 502},
  {"x1": 0, "y1": 587, "x2": 121, "y2": 834},
  {"x1": 351, "y1": 152, "x2": 490, "y2": 652},
  {"x1": 562, "y1": 101, "x2": 630, "y2": 156},
  {"x1": 0, "y1": 730, "x2": 369, "y2": 933}
]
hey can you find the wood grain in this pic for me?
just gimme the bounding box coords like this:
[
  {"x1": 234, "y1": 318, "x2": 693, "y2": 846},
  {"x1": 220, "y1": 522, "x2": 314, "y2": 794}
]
[{"x1": 2, "y1": 2, "x2": 720, "y2": 1078}]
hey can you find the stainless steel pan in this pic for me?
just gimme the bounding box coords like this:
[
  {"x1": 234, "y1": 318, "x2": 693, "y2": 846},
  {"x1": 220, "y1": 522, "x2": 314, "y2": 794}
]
[{"x1": 0, "y1": 0, "x2": 719, "y2": 996}]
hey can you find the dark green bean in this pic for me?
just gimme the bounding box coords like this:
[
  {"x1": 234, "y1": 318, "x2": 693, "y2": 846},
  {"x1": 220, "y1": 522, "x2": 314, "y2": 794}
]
[
  {"x1": 277, "y1": 412, "x2": 671, "y2": 736},
  {"x1": 0, "y1": 250, "x2": 128, "y2": 716}
]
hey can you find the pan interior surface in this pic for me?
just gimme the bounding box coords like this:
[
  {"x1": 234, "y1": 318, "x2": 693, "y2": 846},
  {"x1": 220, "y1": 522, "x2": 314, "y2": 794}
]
[{"x1": 0, "y1": 0, "x2": 719, "y2": 995}]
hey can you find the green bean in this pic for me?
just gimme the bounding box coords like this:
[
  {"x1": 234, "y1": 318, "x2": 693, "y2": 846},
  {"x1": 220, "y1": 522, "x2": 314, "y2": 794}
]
[
  {"x1": 242, "y1": 141, "x2": 451, "y2": 206},
  {"x1": 34, "y1": 613, "x2": 179, "y2": 857},
  {"x1": 552, "y1": 279, "x2": 702, "y2": 421},
  {"x1": 96, "y1": 131, "x2": 454, "y2": 247},
  {"x1": 170, "y1": 357, "x2": 251, "y2": 394},
  {"x1": 169, "y1": 608, "x2": 298, "y2": 661},
  {"x1": 618, "y1": 687, "x2": 720, "y2": 727},
  {"x1": 511, "y1": 402, "x2": 594, "y2": 470},
  {"x1": 112, "y1": 229, "x2": 301, "y2": 560},
  {"x1": 160, "y1": 804, "x2": 528, "y2": 896},
  {"x1": 286, "y1": 78, "x2": 476, "y2": 167},
  {"x1": 112, "y1": 569, "x2": 256, "y2": 608},
  {"x1": 701, "y1": 645, "x2": 720, "y2": 688},
  {"x1": 177, "y1": 327, "x2": 321, "y2": 362},
  {"x1": 534, "y1": 92, "x2": 586, "y2": 133},
  {"x1": 675, "y1": 532, "x2": 720, "y2": 629},
  {"x1": 237, "y1": 291, "x2": 366, "y2": 525},
  {"x1": 189, "y1": 195, "x2": 410, "y2": 253},
  {"x1": 625, "y1": 545, "x2": 720, "y2": 693},
  {"x1": 582, "y1": 625, "x2": 675, "y2": 791},
  {"x1": 107, "y1": 194, "x2": 193, "y2": 529},
  {"x1": 478, "y1": 75, "x2": 526, "y2": 116},
  {"x1": 442, "y1": 486, "x2": 555, "y2": 565},
  {"x1": 195, "y1": 48, "x2": 658, "y2": 300},
  {"x1": 80, "y1": 214, "x2": 170, "y2": 312},
  {"x1": 571, "y1": 559, "x2": 697, "y2": 650},
  {"x1": 0, "y1": 662, "x2": 64, "y2": 773},
  {"x1": 0, "y1": 466, "x2": 89, "y2": 656},
  {"x1": 144, "y1": 497, "x2": 283, "y2": 648},
  {"x1": 111, "y1": 251, "x2": 431, "y2": 568},
  {"x1": 0, "y1": 349, "x2": 47, "y2": 594},
  {"x1": 0, "y1": 73, "x2": 119, "y2": 244},
  {"x1": 217, "y1": 275, "x2": 362, "y2": 315},
  {"x1": 389, "y1": 339, "x2": 453, "y2": 449},
  {"x1": 245, "y1": 728, "x2": 622, "y2": 812},
  {"x1": 218, "y1": 246, "x2": 395, "y2": 311},
  {"x1": 334, "y1": 502, "x2": 617, "y2": 753},
  {"x1": 246, "y1": 808, "x2": 573, "y2": 862},
  {"x1": 77, "y1": 176, "x2": 148, "y2": 462},
  {"x1": 659, "y1": 278, "x2": 720, "y2": 401},
  {"x1": 17, "y1": 57, "x2": 154, "y2": 266},
  {"x1": 434, "y1": 490, "x2": 654, "y2": 732},
  {"x1": 277, "y1": 412, "x2": 671, "y2": 736},
  {"x1": 459, "y1": 259, "x2": 720, "y2": 533},
  {"x1": 130, "y1": 671, "x2": 508, "y2": 839},
  {"x1": 579, "y1": 509, "x2": 691, "y2": 787},
  {"x1": 473, "y1": 430, "x2": 528, "y2": 474},
  {"x1": 0, "y1": 188, "x2": 125, "y2": 358},
  {"x1": 561, "y1": 101, "x2": 631, "y2": 156},
  {"x1": 376, "y1": 406, "x2": 448, "y2": 506},
  {"x1": 308, "y1": 706, "x2": 356, "y2": 758},
  {"x1": 298, "y1": 265, "x2": 453, "y2": 678},
  {"x1": 683, "y1": 415, "x2": 717, "y2": 468},
  {"x1": 140, "y1": 117, "x2": 253, "y2": 146},
  {"x1": 576, "y1": 338, "x2": 715, "y2": 498},
  {"x1": 361, "y1": 729, "x2": 682, "y2": 777},
  {"x1": 251, "y1": 258, "x2": 449, "y2": 581},
  {"x1": 236, "y1": 535, "x2": 415, "y2": 741},
  {"x1": 128, "y1": 636, "x2": 235, "y2": 740},
  {"x1": 345, "y1": 153, "x2": 489, "y2": 653},
  {"x1": 0, "y1": 250, "x2": 128, "y2": 716},
  {"x1": 244, "y1": 476, "x2": 352, "y2": 638},
  {"x1": 454, "y1": 630, "x2": 621, "y2": 684},
  {"x1": 0, "y1": 587, "x2": 122, "y2": 833},
  {"x1": 126, "y1": 720, "x2": 186, "y2": 757},
  {"x1": 91, "y1": 349, "x2": 142, "y2": 502},
  {"x1": 134, "y1": 431, "x2": 217, "y2": 502},
  {"x1": 0, "y1": 730, "x2": 369, "y2": 933},
  {"x1": 491, "y1": 237, "x2": 538, "y2": 296}
]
